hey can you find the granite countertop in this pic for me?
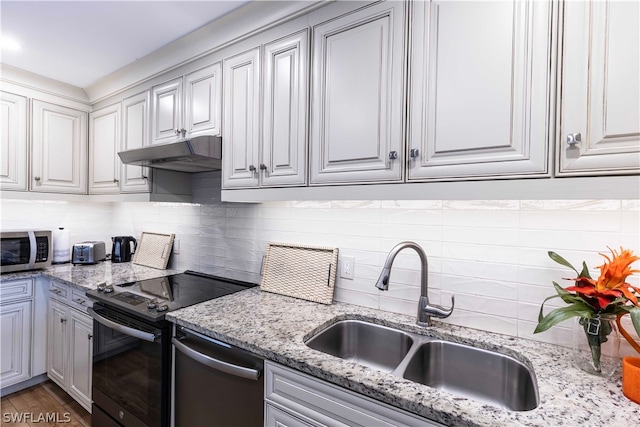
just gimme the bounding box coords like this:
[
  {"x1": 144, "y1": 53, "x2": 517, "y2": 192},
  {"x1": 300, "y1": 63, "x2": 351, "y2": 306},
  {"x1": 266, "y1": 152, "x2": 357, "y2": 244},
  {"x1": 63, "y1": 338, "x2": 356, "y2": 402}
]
[
  {"x1": 1, "y1": 262, "x2": 180, "y2": 290},
  {"x1": 167, "y1": 288, "x2": 639, "y2": 427}
]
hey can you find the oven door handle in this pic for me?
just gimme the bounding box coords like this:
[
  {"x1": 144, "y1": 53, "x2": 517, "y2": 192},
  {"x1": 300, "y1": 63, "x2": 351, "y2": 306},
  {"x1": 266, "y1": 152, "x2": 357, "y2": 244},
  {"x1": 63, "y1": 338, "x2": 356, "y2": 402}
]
[
  {"x1": 172, "y1": 338, "x2": 261, "y2": 381},
  {"x1": 88, "y1": 307, "x2": 159, "y2": 342}
]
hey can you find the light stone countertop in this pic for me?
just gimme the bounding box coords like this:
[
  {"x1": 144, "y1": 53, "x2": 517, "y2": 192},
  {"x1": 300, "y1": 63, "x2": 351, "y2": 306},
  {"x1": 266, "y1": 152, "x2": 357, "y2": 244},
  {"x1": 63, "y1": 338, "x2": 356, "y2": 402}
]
[
  {"x1": 1, "y1": 261, "x2": 180, "y2": 290},
  {"x1": 167, "y1": 287, "x2": 640, "y2": 427}
]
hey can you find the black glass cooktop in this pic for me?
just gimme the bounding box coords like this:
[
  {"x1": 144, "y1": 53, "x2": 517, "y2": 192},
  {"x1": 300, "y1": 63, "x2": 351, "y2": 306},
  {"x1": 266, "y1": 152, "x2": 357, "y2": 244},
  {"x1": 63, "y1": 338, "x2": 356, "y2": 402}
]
[{"x1": 86, "y1": 270, "x2": 255, "y2": 322}]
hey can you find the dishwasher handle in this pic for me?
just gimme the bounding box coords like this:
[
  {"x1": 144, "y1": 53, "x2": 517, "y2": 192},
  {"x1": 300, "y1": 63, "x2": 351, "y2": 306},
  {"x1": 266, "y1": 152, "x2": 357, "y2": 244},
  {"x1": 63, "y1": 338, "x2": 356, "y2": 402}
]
[{"x1": 172, "y1": 337, "x2": 262, "y2": 381}]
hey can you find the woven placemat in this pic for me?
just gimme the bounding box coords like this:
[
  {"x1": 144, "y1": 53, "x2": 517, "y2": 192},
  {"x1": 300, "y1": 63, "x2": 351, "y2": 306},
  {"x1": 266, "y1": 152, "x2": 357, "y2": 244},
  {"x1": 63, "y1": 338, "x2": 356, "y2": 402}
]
[
  {"x1": 133, "y1": 232, "x2": 175, "y2": 269},
  {"x1": 260, "y1": 242, "x2": 339, "y2": 304}
]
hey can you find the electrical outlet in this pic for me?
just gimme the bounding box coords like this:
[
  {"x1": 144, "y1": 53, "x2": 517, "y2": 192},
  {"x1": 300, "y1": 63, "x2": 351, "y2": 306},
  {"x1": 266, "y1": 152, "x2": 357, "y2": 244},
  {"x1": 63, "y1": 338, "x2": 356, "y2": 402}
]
[
  {"x1": 172, "y1": 239, "x2": 180, "y2": 254},
  {"x1": 340, "y1": 256, "x2": 355, "y2": 280}
]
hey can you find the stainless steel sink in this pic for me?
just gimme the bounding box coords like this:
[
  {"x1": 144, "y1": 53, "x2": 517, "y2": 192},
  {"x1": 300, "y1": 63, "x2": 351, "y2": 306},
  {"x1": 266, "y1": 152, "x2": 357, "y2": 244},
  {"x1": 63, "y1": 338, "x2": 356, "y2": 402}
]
[
  {"x1": 305, "y1": 320, "x2": 414, "y2": 372},
  {"x1": 402, "y1": 340, "x2": 539, "y2": 411},
  {"x1": 305, "y1": 319, "x2": 539, "y2": 411}
]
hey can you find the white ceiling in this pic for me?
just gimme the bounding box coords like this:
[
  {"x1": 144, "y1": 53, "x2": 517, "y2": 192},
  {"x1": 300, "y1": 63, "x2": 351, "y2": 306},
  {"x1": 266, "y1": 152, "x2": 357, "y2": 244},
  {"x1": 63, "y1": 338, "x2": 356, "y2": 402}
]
[{"x1": 0, "y1": 1, "x2": 250, "y2": 88}]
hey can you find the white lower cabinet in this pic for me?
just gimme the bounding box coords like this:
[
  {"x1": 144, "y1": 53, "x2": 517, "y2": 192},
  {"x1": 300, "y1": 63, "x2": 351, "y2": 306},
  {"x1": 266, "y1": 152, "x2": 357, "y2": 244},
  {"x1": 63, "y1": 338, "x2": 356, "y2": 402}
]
[
  {"x1": 47, "y1": 281, "x2": 93, "y2": 412},
  {"x1": 1, "y1": 279, "x2": 35, "y2": 390},
  {"x1": 264, "y1": 362, "x2": 444, "y2": 427}
]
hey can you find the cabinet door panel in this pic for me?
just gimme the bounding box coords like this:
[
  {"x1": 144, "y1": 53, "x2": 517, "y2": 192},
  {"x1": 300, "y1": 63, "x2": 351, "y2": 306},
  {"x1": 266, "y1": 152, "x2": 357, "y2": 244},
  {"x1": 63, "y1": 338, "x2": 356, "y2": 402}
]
[
  {"x1": 0, "y1": 91, "x2": 28, "y2": 191},
  {"x1": 558, "y1": 0, "x2": 640, "y2": 175},
  {"x1": 68, "y1": 310, "x2": 92, "y2": 411},
  {"x1": 151, "y1": 78, "x2": 182, "y2": 145},
  {"x1": 408, "y1": 0, "x2": 552, "y2": 180},
  {"x1": 262, "y1": 30, "x2": 309, "y2": 187},
  {"x1": 89, "y1": 103, "x2": 121, "y2": 194},
  {"x1": 222, "y1": 48, "x2": 260, "y2": 188},
  {"x1": 31, "y1": 100, "x2": 88, "y2": 193},
  {"x1": 310, "y1": 2, "x2": 405, "y2": 184},
  {"x1": 47, "y1": 299, "x2": 67, "y2": 387},
  {"x1": 185, "y1": 62, "x2": 222, "y2": 137},
  {"x1": 121, "y1": 91, "x2": 151, "y2": 193},
  {"x1": 0, "y1": 300, "x2": 32, "y2": 387}
]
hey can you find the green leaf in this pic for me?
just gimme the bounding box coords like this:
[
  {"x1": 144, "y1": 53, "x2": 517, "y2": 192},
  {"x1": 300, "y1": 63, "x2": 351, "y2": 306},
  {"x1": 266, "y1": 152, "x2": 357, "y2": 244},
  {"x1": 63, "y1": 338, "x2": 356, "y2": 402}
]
[
  {"x1": 552, "y1": 282, "x2": 584, "y2": 305},
  {"x1": 534, "y1": 302, "x2": 594, "y2": 334},
  {"x1": 630, "y1": 306, "x2": 640, "y2": 338},
  {"x1": 579, "y1": 261, "x2": 593, "y2": 279},
  {"x1": 548, "y1": 251, "x2": 579, "y2": 275}
]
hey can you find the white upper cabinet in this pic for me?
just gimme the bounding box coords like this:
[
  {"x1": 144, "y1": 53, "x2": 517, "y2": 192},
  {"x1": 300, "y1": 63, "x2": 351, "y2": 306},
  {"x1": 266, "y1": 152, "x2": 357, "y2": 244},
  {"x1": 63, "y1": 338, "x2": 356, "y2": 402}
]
[
  {"x1": 89, "y1": 103, "x2": 121, "y2": 194},
  {"x1": 0, "y1": 91, "x2": 28, "y2": 191},
  {"x1": 222, "y1": 48, "x2": 261, "y2": 188},
  {"x1": 408, "y1": 0, "x2": 553, "y2": 181},
  {"x1": 121, "y1": 91, "x2": 151, "y2": 193},
  {"x1": 309, "y1": 1, "x2": 406, "y2": 185},
  {"x1": 151, "y1": 78, "x2": 183, "y2": 145},
  {"x1": 184, "y1": 63, "x2": 222, "y2": 138},
  {"x1": 261, "y1": 30, "x2": 309, "y2": 187},
  {"x1": 151, "y1": 63, "x2": 222, "y2": 145},
  {"x1": 31, "y1": 100, "x2": 88, "y2": 194},
  {"x1": 557, "y1": 0, "x2": 640, "y2": 175}
]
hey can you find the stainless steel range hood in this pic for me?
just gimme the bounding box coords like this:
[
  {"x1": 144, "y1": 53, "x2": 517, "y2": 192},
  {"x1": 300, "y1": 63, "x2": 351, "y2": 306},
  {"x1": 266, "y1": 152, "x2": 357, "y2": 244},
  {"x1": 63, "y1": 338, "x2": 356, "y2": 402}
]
[{"x1": 118, "y1": 135, "x2": 222, "y2": 173}]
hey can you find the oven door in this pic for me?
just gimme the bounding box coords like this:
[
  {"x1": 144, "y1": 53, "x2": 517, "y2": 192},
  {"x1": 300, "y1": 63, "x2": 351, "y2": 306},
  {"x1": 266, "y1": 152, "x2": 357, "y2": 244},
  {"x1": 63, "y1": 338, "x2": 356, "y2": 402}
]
[{"x1": 89, "y1": 304, "x2": 170, "y2": 427}]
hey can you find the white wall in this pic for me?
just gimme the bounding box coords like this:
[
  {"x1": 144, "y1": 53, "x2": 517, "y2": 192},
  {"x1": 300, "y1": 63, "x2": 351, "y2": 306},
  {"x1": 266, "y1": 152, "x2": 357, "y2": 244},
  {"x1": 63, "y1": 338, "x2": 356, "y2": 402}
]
[{"x1": 2, "y1": 181, "x2": 639, "y2": 354}]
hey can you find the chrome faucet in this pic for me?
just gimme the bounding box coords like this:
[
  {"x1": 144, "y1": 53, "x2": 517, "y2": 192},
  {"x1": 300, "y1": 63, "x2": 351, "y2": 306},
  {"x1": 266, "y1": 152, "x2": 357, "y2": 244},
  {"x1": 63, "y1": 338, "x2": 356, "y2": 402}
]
[{"x1": 375, "y1": 241, "x2": 454, "y2": 327}]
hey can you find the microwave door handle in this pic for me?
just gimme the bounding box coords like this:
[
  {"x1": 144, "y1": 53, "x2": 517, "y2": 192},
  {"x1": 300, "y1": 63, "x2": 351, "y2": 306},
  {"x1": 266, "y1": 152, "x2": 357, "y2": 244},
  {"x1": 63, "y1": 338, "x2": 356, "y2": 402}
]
[
  {"x1": 172, "y1": 338, "x2": 261, "y2": 381},
  {"x1": 27, "y1": 231, "x2": 36, "y2": 270},
  {"x1": 88, "y1": 308, "x2": 158, "y2": 342}
]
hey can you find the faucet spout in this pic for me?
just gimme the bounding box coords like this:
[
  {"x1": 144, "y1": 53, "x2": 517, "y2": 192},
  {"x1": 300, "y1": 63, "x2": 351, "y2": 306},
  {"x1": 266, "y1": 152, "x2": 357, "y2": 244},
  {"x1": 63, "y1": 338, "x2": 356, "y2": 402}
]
[{"x1": 375, "y1": 241, "x2": 454, "y2": 327}]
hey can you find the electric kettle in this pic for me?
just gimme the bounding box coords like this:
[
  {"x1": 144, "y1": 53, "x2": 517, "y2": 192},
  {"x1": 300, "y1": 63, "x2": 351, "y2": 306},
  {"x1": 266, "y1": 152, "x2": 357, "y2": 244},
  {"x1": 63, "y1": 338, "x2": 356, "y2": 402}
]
[{"x1": 111, "y1": 236, "x2": 137, "y2": 263}]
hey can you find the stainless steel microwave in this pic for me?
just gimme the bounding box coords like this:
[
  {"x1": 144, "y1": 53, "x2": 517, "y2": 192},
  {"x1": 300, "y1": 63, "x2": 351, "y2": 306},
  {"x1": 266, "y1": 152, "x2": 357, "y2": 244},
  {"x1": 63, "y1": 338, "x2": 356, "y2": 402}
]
[{"x1": 1, "y1": 230, "x2": 52, "y2": 273}]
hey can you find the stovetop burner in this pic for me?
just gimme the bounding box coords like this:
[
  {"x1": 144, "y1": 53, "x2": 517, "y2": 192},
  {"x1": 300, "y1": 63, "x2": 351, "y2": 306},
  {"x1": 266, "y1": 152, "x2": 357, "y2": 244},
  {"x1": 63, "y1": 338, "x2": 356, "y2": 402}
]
[{"x1": 86, "y1": 270, "x2": 255, "y2": 322}]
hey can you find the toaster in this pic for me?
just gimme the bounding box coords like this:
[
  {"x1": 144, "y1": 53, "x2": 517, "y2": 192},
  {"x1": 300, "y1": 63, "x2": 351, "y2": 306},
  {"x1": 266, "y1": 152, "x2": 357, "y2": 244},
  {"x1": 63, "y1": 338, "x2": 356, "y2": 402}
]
[{"x1": 72, "y1": 241, "x2": 106, "y2": 264}]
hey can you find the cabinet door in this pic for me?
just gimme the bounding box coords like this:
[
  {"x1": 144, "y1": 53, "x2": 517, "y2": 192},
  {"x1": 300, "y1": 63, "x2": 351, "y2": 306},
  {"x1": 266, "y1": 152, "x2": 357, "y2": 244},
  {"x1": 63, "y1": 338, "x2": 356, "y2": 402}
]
[
  {"x1": 0, "y1": 91, "x2": 28, "y2": 191},
  {"x1": 408, "y1": 0, "x2": 552, "y2": 180},
  {"x1": 262, "y1": 30, "x2": 309, "y2": 187},
  {"x1": 121, "y1": 91, "x2": 151, "y2": 193},
  {"x1": 31, "y1": 100, "x2": 88, "y2": 193},
  {"x1": 67, "y1": 309, "x2": 92, "y2": 412},
  {"x1": 0, "y1": 300, "x2": 32, "y2": 388},
  {"x1": 309, "y1": 2, "x2": 405, "y2": 185},
  {"x1": 47, "y1": 299, "x2": 67, "y2": 388},
  {"x1": 89, "y1": 103, "x2": 121, "y2": 194},
  {"x1": 558, "y1": 0, "x2": 640, "y2": 175},
  {"x1": 151, "y1": 77, "x2": 183, "y2": 145},
  {"x1": 222, "y1": 48, "x2": 261, "y2": 188},
  {"x1": 184, "y1": 63, "x2": 222, "y2": 138}
]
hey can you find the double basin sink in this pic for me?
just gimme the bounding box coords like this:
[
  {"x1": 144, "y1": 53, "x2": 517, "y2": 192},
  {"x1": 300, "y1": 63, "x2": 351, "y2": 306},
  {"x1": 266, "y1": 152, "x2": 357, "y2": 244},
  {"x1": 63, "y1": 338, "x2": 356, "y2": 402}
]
[{"x1": 305, "y1": 319, "x2": 539, "y2": 411}]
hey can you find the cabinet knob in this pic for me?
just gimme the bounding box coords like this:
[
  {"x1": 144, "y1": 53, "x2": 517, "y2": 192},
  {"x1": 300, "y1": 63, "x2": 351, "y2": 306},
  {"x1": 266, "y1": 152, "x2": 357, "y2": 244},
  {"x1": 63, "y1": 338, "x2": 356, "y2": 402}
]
[
  {"x1": 259, "y1": 164, "x2": 267, "y2": 171},
  {"x1": 388, "y1": 151, "x2": 398, "y2": 160},
  {"x1": 113, "y1": 179, "x2": 119, "y2": 183},
  {"x1": 175, "y1": 129, "x2": 181, "y2": 135},
  {"x1": 180, "y1": 128, "x2": 187, "y2": 137},
  {"x1": 142, "y1": 175, "x2": 148, "y2": 180},
  {"x1": 567, "y1": 133, "x2": 582, "y2": 146},
  {"x1": 249, "y1": 165, "x2": 256, "y2": 172},
  {"x1": 88, "y1": 334, "x2": 93, "y2": 340},
  {"x1": 410, "y1": 148, "x2": 420, "y2": 158},
  {"x1": 60, "y1": 318, "x2": 67, "y2": 323},
  {"x1": 34, "y1": 176, "x2": 41, "y2": 181}
]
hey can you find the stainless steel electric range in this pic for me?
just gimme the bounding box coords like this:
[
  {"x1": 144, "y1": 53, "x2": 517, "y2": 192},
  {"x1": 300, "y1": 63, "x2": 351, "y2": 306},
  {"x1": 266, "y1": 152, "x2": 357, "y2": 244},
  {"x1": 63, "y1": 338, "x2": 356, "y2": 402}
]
[{"x1": 86, "y1": 271, "x2": 256, "y2": 427}]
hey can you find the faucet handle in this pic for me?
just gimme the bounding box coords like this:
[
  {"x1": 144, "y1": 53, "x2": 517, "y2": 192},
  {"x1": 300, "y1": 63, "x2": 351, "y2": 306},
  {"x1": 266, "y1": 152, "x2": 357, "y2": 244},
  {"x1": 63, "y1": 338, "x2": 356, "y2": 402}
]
[
  {"x1": 424, "y1": 295, "x2": 455, "y2": 319},
  {"x1": 418, "y1": 295, "x2": 455, "y2": 327}
]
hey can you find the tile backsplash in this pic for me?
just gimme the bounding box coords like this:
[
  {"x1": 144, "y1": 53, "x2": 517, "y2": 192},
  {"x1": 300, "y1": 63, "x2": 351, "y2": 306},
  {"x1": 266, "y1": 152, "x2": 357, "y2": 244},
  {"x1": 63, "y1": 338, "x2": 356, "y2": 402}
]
[{"x1": 2, "y1": 178, "x2": 639, "y2": 354}]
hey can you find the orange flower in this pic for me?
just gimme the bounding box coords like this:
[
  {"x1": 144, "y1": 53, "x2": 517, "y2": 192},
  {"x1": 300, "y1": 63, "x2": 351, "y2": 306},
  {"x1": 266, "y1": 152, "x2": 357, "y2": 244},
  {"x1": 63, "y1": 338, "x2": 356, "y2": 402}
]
[{"x1": 567, "y1": 247, "x2": 640, "y2": 309}]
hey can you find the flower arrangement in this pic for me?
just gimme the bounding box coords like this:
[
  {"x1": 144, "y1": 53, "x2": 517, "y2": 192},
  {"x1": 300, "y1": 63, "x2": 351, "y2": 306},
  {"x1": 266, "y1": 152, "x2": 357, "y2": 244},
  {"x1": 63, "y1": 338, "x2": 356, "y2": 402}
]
[{"x1": 535, "y1": 247, "x2": 640, "y2": 374}]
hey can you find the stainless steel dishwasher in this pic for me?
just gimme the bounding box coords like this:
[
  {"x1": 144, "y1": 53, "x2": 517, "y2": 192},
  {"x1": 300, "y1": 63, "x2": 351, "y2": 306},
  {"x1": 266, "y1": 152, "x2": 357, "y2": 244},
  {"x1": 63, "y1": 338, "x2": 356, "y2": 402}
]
[{"x1": 172, "y1": 326, "x2": 264, "y2": 427}]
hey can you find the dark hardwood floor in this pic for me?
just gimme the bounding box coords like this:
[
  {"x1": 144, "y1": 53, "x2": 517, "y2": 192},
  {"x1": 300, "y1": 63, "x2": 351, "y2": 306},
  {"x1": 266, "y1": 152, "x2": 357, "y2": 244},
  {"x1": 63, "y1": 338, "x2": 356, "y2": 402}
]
[{"x1": 1, "y1": 380, "x2": 90, "y2": 426}]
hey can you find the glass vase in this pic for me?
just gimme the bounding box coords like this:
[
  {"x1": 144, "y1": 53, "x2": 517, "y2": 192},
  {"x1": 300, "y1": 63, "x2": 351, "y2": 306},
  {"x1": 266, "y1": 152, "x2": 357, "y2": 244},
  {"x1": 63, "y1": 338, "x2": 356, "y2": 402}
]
[{"x1": 571, "y1": 314, "x2": 620, "y2": 377}]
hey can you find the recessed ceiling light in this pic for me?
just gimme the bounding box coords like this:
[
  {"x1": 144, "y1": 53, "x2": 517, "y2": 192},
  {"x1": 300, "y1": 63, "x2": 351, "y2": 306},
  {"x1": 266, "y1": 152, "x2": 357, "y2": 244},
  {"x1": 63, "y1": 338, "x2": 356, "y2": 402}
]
[{"x1": 1, "y1": 36, "x2": 22, "y2": 51}]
